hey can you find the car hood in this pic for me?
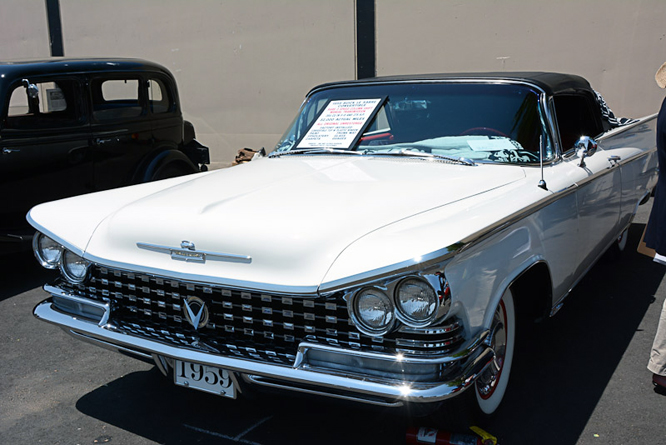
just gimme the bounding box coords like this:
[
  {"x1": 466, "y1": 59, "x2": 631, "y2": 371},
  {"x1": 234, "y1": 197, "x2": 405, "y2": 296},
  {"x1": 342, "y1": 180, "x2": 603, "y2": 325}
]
[{"x1": 29, "y1": 156, "x2": 526, "y2": 293}]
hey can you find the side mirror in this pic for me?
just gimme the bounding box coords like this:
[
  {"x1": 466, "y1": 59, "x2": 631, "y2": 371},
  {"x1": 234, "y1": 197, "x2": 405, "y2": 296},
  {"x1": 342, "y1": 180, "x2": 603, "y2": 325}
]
[
  {"x1": 21, "y1": 79, "x2": 39, "y2": 99},
  {"x1": 575, "y1": 136, "x2": 598, "y2": 168}
]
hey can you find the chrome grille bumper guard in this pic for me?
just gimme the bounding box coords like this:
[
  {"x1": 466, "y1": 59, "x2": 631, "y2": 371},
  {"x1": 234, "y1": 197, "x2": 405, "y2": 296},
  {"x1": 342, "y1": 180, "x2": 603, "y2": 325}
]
[{"x1": 34, "y1": 281, "x2": 494, "y2": 406}]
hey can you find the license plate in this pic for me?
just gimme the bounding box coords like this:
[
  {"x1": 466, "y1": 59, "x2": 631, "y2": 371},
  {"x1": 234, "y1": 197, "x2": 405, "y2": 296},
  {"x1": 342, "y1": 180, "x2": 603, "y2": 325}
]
[{"x1": 174, "y1": 360, "x2": 236, "y2": 398}]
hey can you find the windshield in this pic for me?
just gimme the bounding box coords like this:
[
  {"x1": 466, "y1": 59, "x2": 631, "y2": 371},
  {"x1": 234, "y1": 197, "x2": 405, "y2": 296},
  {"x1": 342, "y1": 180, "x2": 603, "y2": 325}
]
[{"x1": 274, "y1": 82, "x2": 553, "y2": 164}]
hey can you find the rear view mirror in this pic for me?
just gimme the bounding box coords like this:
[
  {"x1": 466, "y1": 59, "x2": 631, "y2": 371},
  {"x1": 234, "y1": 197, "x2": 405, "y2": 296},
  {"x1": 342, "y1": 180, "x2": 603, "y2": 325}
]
[{"x1": 576, "y1": 136, "x2": 598, "y2": 168}]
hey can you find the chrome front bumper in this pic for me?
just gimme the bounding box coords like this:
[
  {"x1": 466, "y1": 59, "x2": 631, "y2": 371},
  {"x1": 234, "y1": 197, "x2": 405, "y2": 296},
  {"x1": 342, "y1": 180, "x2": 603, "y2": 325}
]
[{"x1": 34, "y1": 294, "x2": 494, "y2": 408}]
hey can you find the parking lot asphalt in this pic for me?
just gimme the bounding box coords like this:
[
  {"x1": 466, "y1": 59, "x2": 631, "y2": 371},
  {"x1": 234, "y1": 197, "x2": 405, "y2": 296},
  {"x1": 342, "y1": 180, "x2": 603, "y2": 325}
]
[{"x1": 2, "y1": 200, "x2": 666, "y2": 445}]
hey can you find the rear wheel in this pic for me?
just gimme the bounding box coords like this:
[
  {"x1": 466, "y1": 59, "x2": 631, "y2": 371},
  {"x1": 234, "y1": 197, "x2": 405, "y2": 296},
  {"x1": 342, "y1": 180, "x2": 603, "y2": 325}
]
[{"x1": 605, "y1": 228, "x2": 629, "y2": 260}]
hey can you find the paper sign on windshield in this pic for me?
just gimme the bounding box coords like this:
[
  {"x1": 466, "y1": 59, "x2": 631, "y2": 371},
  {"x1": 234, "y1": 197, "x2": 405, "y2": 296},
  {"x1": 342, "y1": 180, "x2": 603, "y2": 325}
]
[{"x1": 297, "y1": 99, "x2": 383, "y2": 149}]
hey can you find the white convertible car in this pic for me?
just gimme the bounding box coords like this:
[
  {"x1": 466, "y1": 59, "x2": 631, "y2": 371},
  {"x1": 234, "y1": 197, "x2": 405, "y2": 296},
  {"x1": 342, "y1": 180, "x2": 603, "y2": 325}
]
[{"x1": 29, "y1": 73, "x2": 658, "y2": 419}]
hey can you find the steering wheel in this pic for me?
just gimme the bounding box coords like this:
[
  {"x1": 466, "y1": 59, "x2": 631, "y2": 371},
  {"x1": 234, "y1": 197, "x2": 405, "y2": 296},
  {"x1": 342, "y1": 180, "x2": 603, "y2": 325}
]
[{"x1": 460, "y1": 127, "x2": 509, "y2": 138}]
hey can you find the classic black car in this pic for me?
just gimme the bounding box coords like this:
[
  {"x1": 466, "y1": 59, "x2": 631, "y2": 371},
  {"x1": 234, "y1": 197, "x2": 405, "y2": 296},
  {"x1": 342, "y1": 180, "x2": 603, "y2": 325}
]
[{"x1": 0, "y1": 58, "x2": 209, "y2": 254}]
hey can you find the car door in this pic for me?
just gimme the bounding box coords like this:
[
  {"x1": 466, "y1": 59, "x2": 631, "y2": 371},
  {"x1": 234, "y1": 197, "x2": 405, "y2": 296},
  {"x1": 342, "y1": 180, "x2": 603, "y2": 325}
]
[
  {"x1": 554, "y1": 93, "x2": 621, "y2": 276},
  {"x1": 147, "y1": 74, "x2": 182, "y2": 149},
  {"x1": 601, "y1": 120, "x2": 659, "y2": 232},
  {"x1": 0, "y1": 76, "x2": 92, "y2": 239},
  {"x1": 89, "y1": 74, "x2": 154, "y2": 190}
]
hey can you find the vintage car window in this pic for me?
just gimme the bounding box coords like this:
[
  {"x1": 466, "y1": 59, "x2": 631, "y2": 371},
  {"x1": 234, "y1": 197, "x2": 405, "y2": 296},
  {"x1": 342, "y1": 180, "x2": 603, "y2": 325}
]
[
  {"x1": 148, "y1": 78, "x2": 173, "y2": 114},
  {"x1": 5, "y1": 79, "x2": 81, "y2": 129},
  {"x1": 91, "y1": 78, "x2": 144, "y2": 121},
  {"x1": 274, "y1": 83, "x2": 554, "y2": 164},
  {"x1": 554, "y1": 93, "x2": 605, "y2": 151}
]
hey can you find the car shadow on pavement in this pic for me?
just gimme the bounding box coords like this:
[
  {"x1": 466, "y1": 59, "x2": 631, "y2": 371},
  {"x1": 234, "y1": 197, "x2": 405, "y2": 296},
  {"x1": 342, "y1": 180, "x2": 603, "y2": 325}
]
[
  {"x1": 74, "y1": 223, "x2": 666, "y2": 445},
  {"x1": 76, "y1": 366, "x2": 410, "y2": 445},
  {"x1": 0, "y1": 250, "x2": 57, "y2": 303}
]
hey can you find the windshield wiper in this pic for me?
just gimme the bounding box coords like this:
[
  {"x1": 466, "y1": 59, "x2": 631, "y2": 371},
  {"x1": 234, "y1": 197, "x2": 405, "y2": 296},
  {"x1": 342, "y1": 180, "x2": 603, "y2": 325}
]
[
  {"x1": 269, "y1": 148, "x2": 363, "y2": 158},
  {"x1": 364, "y1": 149, "x2": 475, "y2": 166}
]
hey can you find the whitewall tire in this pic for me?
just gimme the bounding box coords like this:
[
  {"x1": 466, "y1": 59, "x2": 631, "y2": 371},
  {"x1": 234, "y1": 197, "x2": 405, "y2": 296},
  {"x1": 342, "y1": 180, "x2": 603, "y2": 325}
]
[{"x1": 474, "y1": 288, "x2": 515, "y2": 415}]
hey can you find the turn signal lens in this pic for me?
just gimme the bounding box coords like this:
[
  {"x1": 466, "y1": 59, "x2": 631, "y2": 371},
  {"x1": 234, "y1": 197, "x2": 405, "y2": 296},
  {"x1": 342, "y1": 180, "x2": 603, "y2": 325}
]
[
  {"x1": 396, "y1": 278, "x2": 438, "y2": 327},
  {"x1": 33, "y1": 233, "x2": 63, "y2": 269},
  {"x1": 353, "y1": 288, "x2": 395, "y2": 335},
  {"x1": 60, "y1": 250, "x2": 90, "y2": 283}
]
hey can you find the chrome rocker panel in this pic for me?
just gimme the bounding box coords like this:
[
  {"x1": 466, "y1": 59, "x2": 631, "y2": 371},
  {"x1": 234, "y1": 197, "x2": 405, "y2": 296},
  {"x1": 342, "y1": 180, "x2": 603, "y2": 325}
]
[{"x1": 34, "y1": 292, "x2": 493, "y2": 408}]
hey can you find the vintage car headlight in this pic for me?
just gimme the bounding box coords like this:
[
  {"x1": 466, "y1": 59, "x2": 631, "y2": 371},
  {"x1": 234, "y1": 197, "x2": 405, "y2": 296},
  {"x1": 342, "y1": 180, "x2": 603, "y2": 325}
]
[
  {"x1": 351, "y1": 288, "x2": 395, "y2": 336},
  {"x1": 60, "y1": 250, "x2": 90, "y2": 283},
  {"x1": 33, "y1": 233, "x2": 63, "y2": 269},
  {"x1": 395, "y1": 278, "x2": 438, "y2": 327}
]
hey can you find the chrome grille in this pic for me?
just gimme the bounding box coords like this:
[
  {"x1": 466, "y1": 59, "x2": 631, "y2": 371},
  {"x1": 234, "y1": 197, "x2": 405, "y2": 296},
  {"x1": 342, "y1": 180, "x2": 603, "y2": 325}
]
[{"x1": 63, "y1": 265, "x2": 465, "y2": 365}]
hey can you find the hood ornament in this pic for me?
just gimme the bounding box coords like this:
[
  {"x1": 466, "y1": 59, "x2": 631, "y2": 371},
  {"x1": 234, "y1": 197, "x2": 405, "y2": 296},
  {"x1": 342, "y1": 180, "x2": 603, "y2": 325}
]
[
  {"x1": 181, "y1": 240, "x2": 196, "y2": 251},
  {"x1": 136, "y1": 241, "x2": 252, "y2": 264}
]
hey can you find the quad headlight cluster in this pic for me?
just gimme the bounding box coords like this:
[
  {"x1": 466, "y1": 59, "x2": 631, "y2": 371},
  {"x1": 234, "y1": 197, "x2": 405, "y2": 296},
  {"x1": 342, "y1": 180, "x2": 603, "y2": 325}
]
[
  {"x1": 348, "y1": 275, "x2": 450, "y2": 336},
  {"x1": 33, "y1": 232, "x2": 91, "y2": 283}
]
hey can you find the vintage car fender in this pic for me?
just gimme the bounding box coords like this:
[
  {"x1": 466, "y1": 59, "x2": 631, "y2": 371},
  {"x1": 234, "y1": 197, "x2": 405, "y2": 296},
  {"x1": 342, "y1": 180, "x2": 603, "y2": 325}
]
[
  {"x1": 320, "y1": 172, "x2": 555, "y2": 334},
  {"x1": 141, "y1": 148, "x2": 199, "y2": 182},
  {"x1": 27, "y1": 172, "x2": 211, "y2": 256}
]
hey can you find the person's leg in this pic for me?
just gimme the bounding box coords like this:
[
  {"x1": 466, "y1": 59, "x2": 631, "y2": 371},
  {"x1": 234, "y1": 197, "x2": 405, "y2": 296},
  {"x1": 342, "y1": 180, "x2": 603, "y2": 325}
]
[{"x1": 649, "y1": 298, "x2": 666, "y2": 390}]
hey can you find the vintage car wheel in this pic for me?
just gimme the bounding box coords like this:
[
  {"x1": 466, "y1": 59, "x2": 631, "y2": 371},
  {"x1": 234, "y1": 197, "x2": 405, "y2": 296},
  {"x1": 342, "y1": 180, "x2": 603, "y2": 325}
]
[
  {"x1": 474, "y1": 288, "x2": 516, "y2": 415},
  {"x1": 151, "y1": 162, "x2": 195, "y2": 181},
  {"x1": 606, "y1": 228, "x2": 629, "y2": 259},
  {"x1": 432, "y1": 289, "x2": 515, "y2": 427}
]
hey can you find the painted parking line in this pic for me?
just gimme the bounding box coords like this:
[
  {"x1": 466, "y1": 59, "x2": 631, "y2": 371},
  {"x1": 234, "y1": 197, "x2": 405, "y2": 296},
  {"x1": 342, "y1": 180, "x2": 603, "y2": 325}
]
[{"x1": 183, "y1": 415, "x2": 273, "y2": 444}]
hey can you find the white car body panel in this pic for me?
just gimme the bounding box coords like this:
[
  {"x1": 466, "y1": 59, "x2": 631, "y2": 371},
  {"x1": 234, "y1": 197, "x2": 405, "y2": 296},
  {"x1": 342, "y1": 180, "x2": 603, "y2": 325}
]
[{"x1": 30, "y1": 156, "x2": 526, "y2": 293}]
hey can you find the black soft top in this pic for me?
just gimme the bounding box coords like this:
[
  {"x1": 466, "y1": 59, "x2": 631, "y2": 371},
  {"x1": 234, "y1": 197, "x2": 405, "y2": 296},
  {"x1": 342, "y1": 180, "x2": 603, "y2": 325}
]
[
  {"x1": 0, "y1": 58, "x2": 173, "y2": 80},
  {"x1": 310, "y1": 72, "x2": 594, "y2": 97}
]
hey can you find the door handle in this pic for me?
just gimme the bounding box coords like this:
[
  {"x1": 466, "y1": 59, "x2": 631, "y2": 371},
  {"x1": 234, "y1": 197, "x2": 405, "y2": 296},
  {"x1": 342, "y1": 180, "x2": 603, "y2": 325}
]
[
  {"x1": 2, "y1": 147, "x2": 20, "y2": 154},
  {"x1": 608, "y1": 155, "x2": 621, "y2": 166},
  {"x1": 95, "y1": 138, "x2": 114, "y2": 145}
]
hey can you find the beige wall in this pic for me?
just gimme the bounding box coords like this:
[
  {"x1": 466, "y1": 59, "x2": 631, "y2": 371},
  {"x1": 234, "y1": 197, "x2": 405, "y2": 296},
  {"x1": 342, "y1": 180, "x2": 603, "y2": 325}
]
[
  {"x1": 60, "y1": 0, "x2": 356, "y2": 168},
  {"x1": 377, "y1": 1, "x2": 666, "y2": 120},
  {"x1": 1, "y1": 1, "x2": 666, "y2": 167},
  {"x1": 0, "y1": 0, "x2": 51, "y2": 59}
]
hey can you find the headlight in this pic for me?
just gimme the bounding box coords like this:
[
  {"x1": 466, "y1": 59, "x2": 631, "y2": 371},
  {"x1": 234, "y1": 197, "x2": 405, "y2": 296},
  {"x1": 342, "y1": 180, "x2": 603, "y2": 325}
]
[
  {"x1": 395, "y1": 278, "x2": 438, "y2": 327},
  {"x1": 351, "y1": 288, "x2": 395, "y2": 336},
  {"x1": 60, "y1": 250, "x2": 90, "y2": 283},
  {"x1": 33, "y1": 233, "x2": 63, "y2": 269}
]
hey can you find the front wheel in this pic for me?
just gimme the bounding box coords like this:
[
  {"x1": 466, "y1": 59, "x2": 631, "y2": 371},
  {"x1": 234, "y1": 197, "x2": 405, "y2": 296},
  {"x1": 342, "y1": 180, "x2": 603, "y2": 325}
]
[
  {"x1": 432, "y1": 289, "x2": 516, "y2": 427},
  {"x1": 474, "y1": 288, "x2": 515, "y2": 415}
]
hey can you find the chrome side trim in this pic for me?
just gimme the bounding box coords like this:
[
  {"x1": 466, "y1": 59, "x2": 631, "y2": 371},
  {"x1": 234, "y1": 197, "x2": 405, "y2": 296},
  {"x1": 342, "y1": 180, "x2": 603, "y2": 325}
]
[
  {"x1": 34, "y1": 298, "x2": 493, "y2": 405},
  {"x1": 597, "y1": 114, "x2": 658, "y2": 141}
]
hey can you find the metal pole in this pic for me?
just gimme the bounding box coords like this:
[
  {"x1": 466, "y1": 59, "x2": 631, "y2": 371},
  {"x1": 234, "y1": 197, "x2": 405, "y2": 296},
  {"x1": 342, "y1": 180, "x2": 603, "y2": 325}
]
[
  {"x1": 45, "y1": 0, "x2": 64, "y2": 57},
  {"x1": 355, "y1": 0, "x2": 376, "y2": 79}
]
